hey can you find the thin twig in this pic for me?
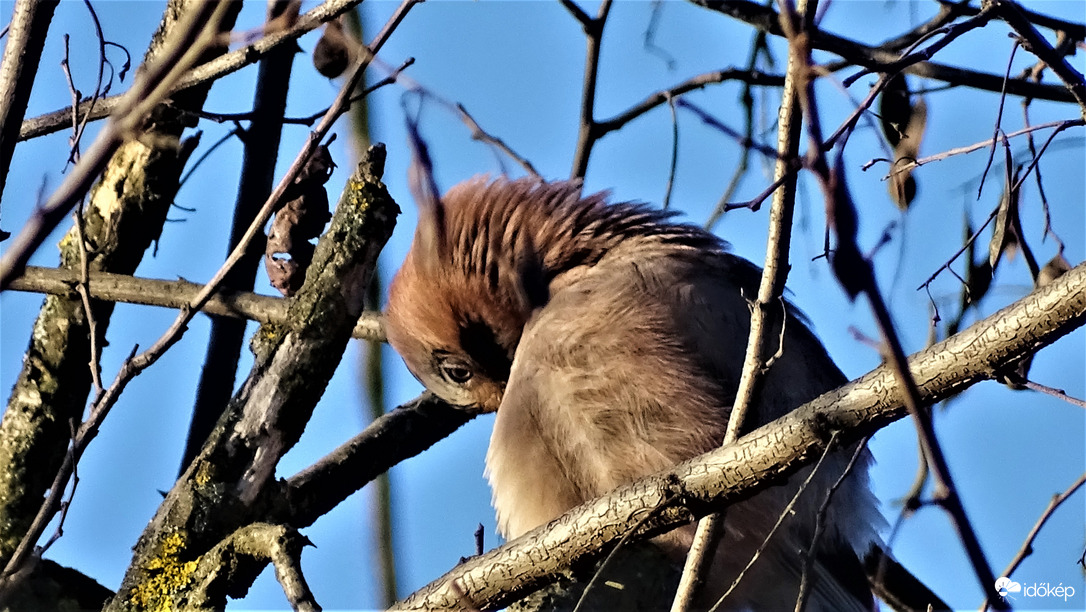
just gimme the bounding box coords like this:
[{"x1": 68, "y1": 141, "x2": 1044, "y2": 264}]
[
  {"x1": 59, "y1": 35, "x2": 82, "y2": 164},
  {"x1": 794, "y1": 437, "x2": 870, "y2": 612},
  {"x1": 456, "y1": 103, "x2": 540, "y2": 177},
  {"x1": 866, "y1": 119, "x2": 1083, "y2": 178},
  {"x1": 569, "y1": 0, "x2": 613, "y2": 180},
  {"x1": 673, "y1": 2, "x2": 813, "y2": 605},
  {"x1": 595, "y1": 68, "x2": 785, "y2": 136},
  {"x1": 661, "y1": 94, "x2": 679, "y2": 209},
  {"x1": 705, "y1": 30, "x2": 772, "y2": 229},
  {"x1": 1017, "y1": 379, "x2": 1086, "y2": 409},
  {"x1": 70, "y1": 210, "x2": 103, "y2": 391},
  {"x1": 977, "y1": 40, "x2": 1020, "y2": 200},
  {"x1": 64, "y1": 0, "x2": 112, "y2": 167}
]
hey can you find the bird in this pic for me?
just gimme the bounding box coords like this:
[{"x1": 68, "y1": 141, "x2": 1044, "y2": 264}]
[{"x1": 384, "y1": 176, "x2": 882, "y2": 611}]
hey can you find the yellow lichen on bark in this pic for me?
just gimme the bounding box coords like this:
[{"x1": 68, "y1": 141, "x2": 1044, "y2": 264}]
[{"x1": 125, "y1": 530, "x2": 199, "y2": 612}]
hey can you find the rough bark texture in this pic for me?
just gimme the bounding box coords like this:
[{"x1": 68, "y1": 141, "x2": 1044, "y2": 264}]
[{"x1": 106, "y1": 145, "x2": 398, "y2": 612}]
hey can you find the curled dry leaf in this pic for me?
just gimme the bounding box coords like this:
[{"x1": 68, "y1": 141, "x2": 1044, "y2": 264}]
[
  {"x1": 988, "y1": 166, "x2": 1023, "y2": 271},
  {"x1": 265, "y1": 145, "x2": 336, "y2": 296}
]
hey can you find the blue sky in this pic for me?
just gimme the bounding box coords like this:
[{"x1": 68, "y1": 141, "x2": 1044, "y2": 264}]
[{"x1": 1, "y1": 1, "x2": 1083, "y2": 610}]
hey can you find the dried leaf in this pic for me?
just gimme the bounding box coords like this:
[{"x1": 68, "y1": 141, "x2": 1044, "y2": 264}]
[
  {"x1": 988, "y1": 176, "x2": 1021, "y2": 271},
  {"x1": 965, "y1": 258, "x2": 993, "y2": 305},
  {"x1": 887, "y1": 168, "x2": 916, "y2": 211},
  {"x1": 313, "y1": 18, "x2": 350, "y2": 79},
  {"x1": 265, "y1": 147, "x2": 336, "y2": 296}
]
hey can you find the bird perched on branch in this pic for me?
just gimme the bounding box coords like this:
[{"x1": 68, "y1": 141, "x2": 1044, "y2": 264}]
[{"x1": 385, "y1": 176, "x2": 881, "y2": 611}]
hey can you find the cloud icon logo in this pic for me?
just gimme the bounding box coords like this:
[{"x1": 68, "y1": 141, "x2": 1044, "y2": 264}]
[{"x1": 996, "y1": 577, "x2": 1022, "y2": 598}]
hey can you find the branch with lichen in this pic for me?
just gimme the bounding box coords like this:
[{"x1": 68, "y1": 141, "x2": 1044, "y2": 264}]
[{"x1": 105, "y1": 145, "x2": 398, "y2": 612}]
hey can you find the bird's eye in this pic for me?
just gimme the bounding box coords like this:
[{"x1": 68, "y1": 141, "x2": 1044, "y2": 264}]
[{"x1": 440, "y1": 362, "x2": 474, "y2": 385}]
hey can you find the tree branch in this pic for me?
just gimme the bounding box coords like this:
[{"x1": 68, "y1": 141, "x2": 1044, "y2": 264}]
[
  {"x1": 689, "y1": 0, "x2": 1079, "y2": 104},
  {"x1": 105, "y1": 145, "x2": 398, "y2": 611},
  {"x1": 5, "y1": 266, "x2": 386, "y2": 342},
  {"x1": 274, "y1": 393, "x2": 475, "y2": 529},
  {"x1": 0, "y1": 0, "x2": 59, "y2": 208},
  {"x1": 15, "y1": 0, "x2": 376, "y2": 142}
]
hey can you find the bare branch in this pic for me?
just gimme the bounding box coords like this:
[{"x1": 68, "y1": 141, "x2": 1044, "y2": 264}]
[
  {"x1": 5, "y1": 266, "x2": 386, "y2": 342},
  {"x1": 16, "y1": 0, "x2": 375, "y2": 142},
  {"x1": 688, "y1": 0, "x2": 1078, "y2": 104},
  {"x1": 570, "y1": 0, "x2": 613, "y2": 179}
]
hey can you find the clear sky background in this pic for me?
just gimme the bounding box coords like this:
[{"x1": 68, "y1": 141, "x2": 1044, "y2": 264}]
[{"x1": 1, "y1": 0, "x2": 1083, "y2": 610}]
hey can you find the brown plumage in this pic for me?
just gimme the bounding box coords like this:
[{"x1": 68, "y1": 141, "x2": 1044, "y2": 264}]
[{"x1": 386, "y1": 177, "x2": 881, "y2": 610}]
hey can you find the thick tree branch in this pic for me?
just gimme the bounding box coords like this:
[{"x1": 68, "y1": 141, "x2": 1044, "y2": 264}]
[
  {"x1": 105, "y1": 146, "x2": 398, "y2": 611},
  {"x1": 0, "y1": 0, "x2": 59, "y2": 208},
  {"x1": 391, "y1": 261, "x2": 1086, "y2": 611},
  {"x1": 274, "y1": 393, "x2": 474, "y2": 528},
  {"x1": 185, "y1": 524, "x2": 320, "y2": 612}
]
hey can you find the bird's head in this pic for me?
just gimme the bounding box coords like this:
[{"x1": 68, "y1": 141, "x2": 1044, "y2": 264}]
[
  {"x1": 385, "y1": 175, "x2": 708, "y2": 412},
  {"x1": 385, "y1": 177, "x2": 552, "y2": 413}
]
